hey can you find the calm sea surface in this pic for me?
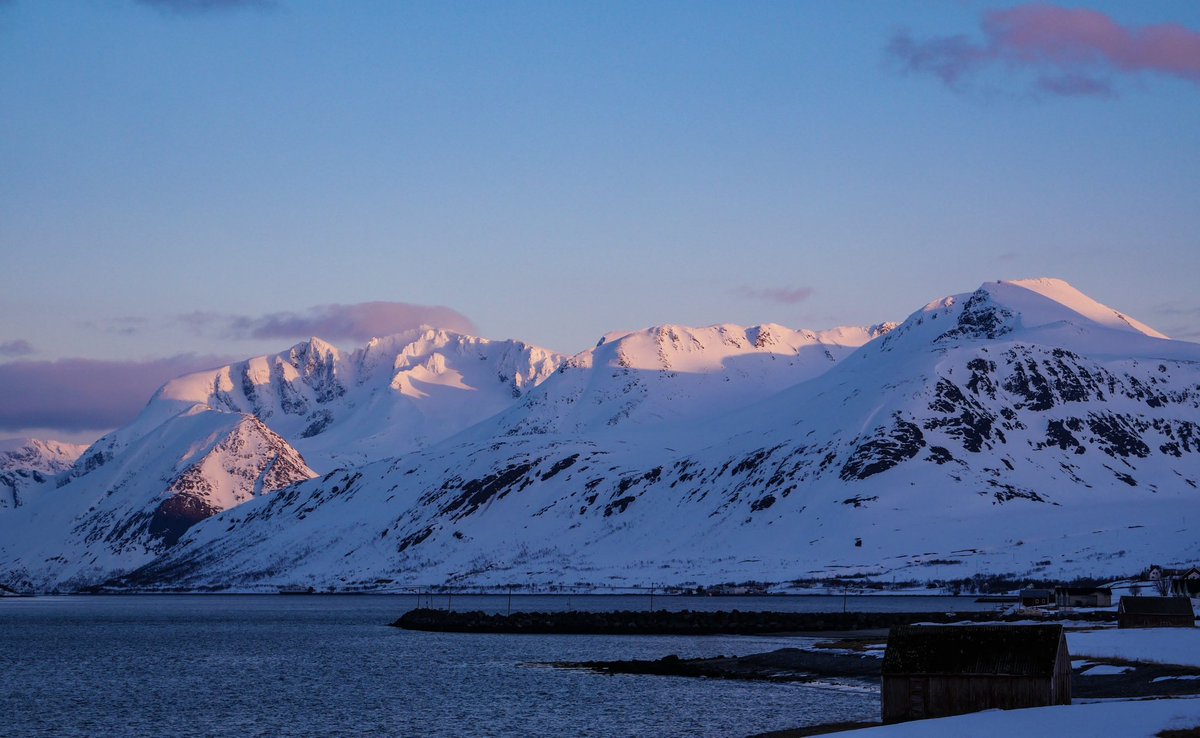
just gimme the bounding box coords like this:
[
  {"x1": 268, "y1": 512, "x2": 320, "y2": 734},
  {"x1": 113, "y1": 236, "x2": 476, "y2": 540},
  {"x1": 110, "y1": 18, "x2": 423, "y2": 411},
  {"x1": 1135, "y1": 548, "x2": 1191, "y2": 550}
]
[{"x1": 0, "y1": 594, "x2": 989, "y2": 737}]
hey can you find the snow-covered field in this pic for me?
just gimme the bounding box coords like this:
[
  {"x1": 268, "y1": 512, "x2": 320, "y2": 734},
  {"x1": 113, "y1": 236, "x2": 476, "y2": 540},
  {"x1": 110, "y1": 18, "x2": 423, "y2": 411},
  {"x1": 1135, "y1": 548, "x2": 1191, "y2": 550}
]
[
  {"x1": 839, "y1": 697, "x2": 1200, "y2": 737},
  {"x1": 1071, "y1": 627, "x2": 1200, "y2": 668}
]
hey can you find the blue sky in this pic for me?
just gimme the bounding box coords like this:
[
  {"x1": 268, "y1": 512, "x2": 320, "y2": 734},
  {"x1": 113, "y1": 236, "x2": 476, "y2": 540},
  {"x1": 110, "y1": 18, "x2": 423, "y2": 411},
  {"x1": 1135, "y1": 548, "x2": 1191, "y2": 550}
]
[{"x1": 1, "y1": 0, "x2": 1199, "y2": 437}]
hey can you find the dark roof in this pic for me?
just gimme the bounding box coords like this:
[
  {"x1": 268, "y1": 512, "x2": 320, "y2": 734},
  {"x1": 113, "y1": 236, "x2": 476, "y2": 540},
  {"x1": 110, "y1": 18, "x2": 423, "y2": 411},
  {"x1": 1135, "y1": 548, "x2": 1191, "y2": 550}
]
[
  {"x1": 1056, "y1": 587, "x2": 1112, "y2": 595},
  {"x1": 1020, "y1": 589, "x2": 1054, "y2": 598},
  {"x1": 883, "y1": 624, "x2": 1064, "y2": 678},
  {"x1": 1118, "y1": 596, "x2": 1196, "y2": 616}
]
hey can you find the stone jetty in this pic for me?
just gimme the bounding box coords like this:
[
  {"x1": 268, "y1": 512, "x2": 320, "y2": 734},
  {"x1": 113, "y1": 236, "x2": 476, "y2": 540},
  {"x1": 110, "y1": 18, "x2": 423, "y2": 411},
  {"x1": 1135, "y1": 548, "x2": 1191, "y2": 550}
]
[{"x1": 390, "y1": 607, "x2": 1113, "y2": 635}]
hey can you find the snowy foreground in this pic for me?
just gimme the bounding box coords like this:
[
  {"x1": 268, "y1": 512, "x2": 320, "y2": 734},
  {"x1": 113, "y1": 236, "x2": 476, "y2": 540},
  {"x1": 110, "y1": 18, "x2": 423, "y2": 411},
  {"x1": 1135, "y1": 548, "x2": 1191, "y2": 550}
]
[
  {"x1": 838, "y1": 697, "x2": 1200, "y2": 737},
  {"x1": 830, "y1": 626, "x2": 1200, "y2": 737}
]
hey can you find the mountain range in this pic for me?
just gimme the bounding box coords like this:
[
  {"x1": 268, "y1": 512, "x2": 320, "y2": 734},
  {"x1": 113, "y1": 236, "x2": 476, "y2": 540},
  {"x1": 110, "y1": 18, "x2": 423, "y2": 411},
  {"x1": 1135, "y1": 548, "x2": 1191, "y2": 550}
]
[{"x1": 1, "y1": 278, "x2": 1196, "y2": 592}]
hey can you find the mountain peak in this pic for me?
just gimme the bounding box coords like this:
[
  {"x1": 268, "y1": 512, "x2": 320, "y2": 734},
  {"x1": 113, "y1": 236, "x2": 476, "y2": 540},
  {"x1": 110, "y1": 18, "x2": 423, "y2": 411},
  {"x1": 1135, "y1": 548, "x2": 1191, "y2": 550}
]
[
  {"x1": 876, "y1": 278, "x2": 1167, "y2": 355},
  {"x1": 991, "y1": 278, "x2": 1167, "y2": 338},
  {"x1": 290, "y1": 336, "x2": 341, "y2": 357}
]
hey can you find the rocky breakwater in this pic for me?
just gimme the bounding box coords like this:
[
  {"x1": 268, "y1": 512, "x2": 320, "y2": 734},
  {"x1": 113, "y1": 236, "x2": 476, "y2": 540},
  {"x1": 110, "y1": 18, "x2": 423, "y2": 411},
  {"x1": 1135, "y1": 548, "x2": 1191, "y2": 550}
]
[{"x1": 390, "y1": 608, "x2": 1113, "y2": 634}]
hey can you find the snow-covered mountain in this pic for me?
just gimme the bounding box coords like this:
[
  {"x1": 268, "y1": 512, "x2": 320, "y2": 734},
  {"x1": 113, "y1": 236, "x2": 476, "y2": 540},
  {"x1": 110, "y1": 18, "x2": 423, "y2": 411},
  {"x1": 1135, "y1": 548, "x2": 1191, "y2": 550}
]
[
  {"x1": 0, "y1": 321, "x2": 892, "y2": 590},
  {"x1": 482, "y1": 323, "x2": 894, "y2": 438},
  {"x1": 3, "y1": 279, "x2": 1196, "y2": 592},
  {"x1": 0, "y1": 438, "x2": 87, "y2": 510},
  {"x1": 106, "y1": 278, "x2": 1200, "y2": 592},
  {"x1": 0, "y1": 408, "x2": 315, "y2": 590},
  {"x1": 138, "y1": 330, "x2": 566, "y2": 469}
]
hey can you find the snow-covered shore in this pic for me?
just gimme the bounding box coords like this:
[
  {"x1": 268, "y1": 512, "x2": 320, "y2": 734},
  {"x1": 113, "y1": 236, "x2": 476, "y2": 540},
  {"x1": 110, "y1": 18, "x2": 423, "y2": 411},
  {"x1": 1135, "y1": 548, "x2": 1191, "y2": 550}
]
[{"x1": 836, "y1": 697, "x2": 1200, "y2": 737}]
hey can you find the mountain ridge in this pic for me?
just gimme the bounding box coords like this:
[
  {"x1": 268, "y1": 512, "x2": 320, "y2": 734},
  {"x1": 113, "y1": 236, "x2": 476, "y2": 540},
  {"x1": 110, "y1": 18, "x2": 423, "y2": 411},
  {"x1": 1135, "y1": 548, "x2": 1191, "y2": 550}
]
[{"x1": 2, "y1": 278, "x2": 1197, "y2": 592}]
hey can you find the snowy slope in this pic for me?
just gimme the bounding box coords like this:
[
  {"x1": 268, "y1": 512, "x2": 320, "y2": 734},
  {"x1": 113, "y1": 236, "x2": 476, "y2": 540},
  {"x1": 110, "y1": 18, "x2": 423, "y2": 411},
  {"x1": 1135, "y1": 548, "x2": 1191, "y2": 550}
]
[
  {"x1": 141, "y1": 330, "x2": 565, "y2": 468},
  {"x1": 0, "y1": 438, "x2": 87, "y2": 510},
  {"x1": 117, "y1": 279, "x2": 1200, "y2": 592},
  {"x1": 482, "y1": 323, "x2": 894, "y2": 438},
  {"x1": 837, "y1": 697, "x2": 1200, "y2": 737},
  {"x1": 0, "y1": 407, "x2": 315, "y2": 590}
]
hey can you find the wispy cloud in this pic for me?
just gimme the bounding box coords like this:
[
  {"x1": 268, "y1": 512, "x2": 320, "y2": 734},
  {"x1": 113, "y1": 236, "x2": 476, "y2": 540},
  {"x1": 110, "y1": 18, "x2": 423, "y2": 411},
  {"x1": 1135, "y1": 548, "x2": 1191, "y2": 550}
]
[
  {"x1": 82, "y1": 316, "x2": 150, "y2": 337},
  {"x1": 889, "y1": 4, "x2": 1200, "y2": 97},
  {"x1": 0, "y1": 354, "x2": 236, "y2": 433},
  {"x1": 733, "y1": 285, "x2": 815, "y2": 305},
  {"x1": 133, "y1": 0, "x2": 276, "y2": 13},
  {"x1": 180, "y1": 301, "x2": 478, "y2": 342},
  {"x1": 0, "y1": 339, "x2": 34, "y2": 357},
  {"x1": 1152, "y1": 302, "x2": 1200, "y2": 318}
]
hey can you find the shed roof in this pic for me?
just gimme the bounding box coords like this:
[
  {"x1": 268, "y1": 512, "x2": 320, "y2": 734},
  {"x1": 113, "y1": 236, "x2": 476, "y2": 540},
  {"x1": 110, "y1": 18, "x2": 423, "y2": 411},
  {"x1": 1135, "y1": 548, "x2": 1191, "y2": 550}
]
[
  {"x1": 1118, "y1": 596, "x2": 1195, "y2": 616},
  {"x1": 882, "y1": 624, "x2": 1064, "y2": 678},
  {"x1": 1021, "y1": 589, "x2": 1054, "y2": 598}
]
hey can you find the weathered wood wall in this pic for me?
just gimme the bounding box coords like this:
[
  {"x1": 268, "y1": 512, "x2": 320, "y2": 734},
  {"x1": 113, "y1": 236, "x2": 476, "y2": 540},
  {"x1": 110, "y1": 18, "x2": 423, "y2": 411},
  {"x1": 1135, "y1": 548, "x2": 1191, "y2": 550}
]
[
  {"x1": 1118, "y1": 613, "x2": 1194, "y2": 629},
  {"x1": 883, "y1": 675, "x2": 1054, "y2": 723}
]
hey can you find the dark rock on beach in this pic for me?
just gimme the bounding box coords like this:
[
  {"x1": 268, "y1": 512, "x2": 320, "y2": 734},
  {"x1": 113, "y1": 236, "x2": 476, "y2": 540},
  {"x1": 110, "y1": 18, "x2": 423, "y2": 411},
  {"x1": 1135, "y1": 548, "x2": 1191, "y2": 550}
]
[{"x1": 548, "y1": 647, "x2": 882, "y2": 684}]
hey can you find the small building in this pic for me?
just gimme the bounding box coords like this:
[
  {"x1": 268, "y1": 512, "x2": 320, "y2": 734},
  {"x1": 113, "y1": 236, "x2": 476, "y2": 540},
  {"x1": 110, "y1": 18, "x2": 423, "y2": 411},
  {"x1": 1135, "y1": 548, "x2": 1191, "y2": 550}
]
[
  {"x1": 1172, "y1": 568, "x2": 1200, "y2": 596},
  {"x1": 1055, "y1": 586, "x2": 1113, "y2": 608},
  {"x1": 881, "y1": 624, "x2": 1072, "y2": 724},
  {"x1": 1117, "y1": 596, "x2": 1196, "y2": 629},
  {"x1": 1019, "y1": 588, "x2": 1054, "y2": 607},
  {"x1": 1175, "y1": 578, "x2": 1200, "y2": 597}
]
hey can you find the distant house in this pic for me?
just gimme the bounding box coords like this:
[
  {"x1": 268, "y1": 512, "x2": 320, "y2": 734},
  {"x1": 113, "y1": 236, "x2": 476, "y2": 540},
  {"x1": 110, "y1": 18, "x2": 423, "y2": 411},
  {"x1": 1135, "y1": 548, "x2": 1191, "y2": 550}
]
[
  {"x1": 1117, "y1": 596, "x2": 1195, "y2": 629},
  {"x1": 881, "y1": 624, "x2": 1072, "y2": 724},
  {"x1": 1055, "y1": 586, "x2": 1113, "y2": 608},
  {"x1": 1173, "y1": 568, "x2": 1200, "y2": 596},
  {"x1": 1019, "y1": 588, "x2": 1054, "y2": 607},
  {"x1": 1146, "y1": 566, "x2": 1200, "y2": 595},
  {"x1": 706, "y1": 582, "x2": 769, "y2": 596}
]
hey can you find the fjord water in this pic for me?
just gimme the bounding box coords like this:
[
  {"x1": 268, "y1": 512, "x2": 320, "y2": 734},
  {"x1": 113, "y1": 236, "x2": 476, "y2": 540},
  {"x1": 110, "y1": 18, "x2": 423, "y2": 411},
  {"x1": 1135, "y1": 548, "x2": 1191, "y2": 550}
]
[{"x1": 0, "y1": 595, "x2": 980, "y2": 737}]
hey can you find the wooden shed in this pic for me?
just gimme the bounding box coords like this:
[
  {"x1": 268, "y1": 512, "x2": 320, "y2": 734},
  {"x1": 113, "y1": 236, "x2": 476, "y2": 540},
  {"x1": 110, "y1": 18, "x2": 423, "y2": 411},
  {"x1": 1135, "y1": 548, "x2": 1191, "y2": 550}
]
[
  {"x1": 1055, "y1": 586, "x2": 1113, "y2": 608},
  {"x1": 881, "y1": 624, "x2": 1072, "y2": 724},
  {"x1": 1117, "y1": 596, "x2": 1195, "y2": 629}
]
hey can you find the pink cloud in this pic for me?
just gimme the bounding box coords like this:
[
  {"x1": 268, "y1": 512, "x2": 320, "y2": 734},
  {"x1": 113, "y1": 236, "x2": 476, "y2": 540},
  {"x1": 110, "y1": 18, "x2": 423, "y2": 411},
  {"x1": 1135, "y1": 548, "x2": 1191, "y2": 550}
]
[
  {"x1": 237, "y1": 302, "x2": 477, "y2": 341},
  {"x1": 890, "y1": 4, "x2": 1200, "y2": 96},
  {"x1": 179, "y1": 301, "x2": 478, "y2": 343}
]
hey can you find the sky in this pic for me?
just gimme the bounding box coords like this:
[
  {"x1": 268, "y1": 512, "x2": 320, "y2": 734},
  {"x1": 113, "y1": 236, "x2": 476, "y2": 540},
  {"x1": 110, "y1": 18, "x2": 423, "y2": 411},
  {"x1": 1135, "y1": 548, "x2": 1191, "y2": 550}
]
[{"x1": 1, "y1": 0, "x2": 1199, "y2": 440}]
